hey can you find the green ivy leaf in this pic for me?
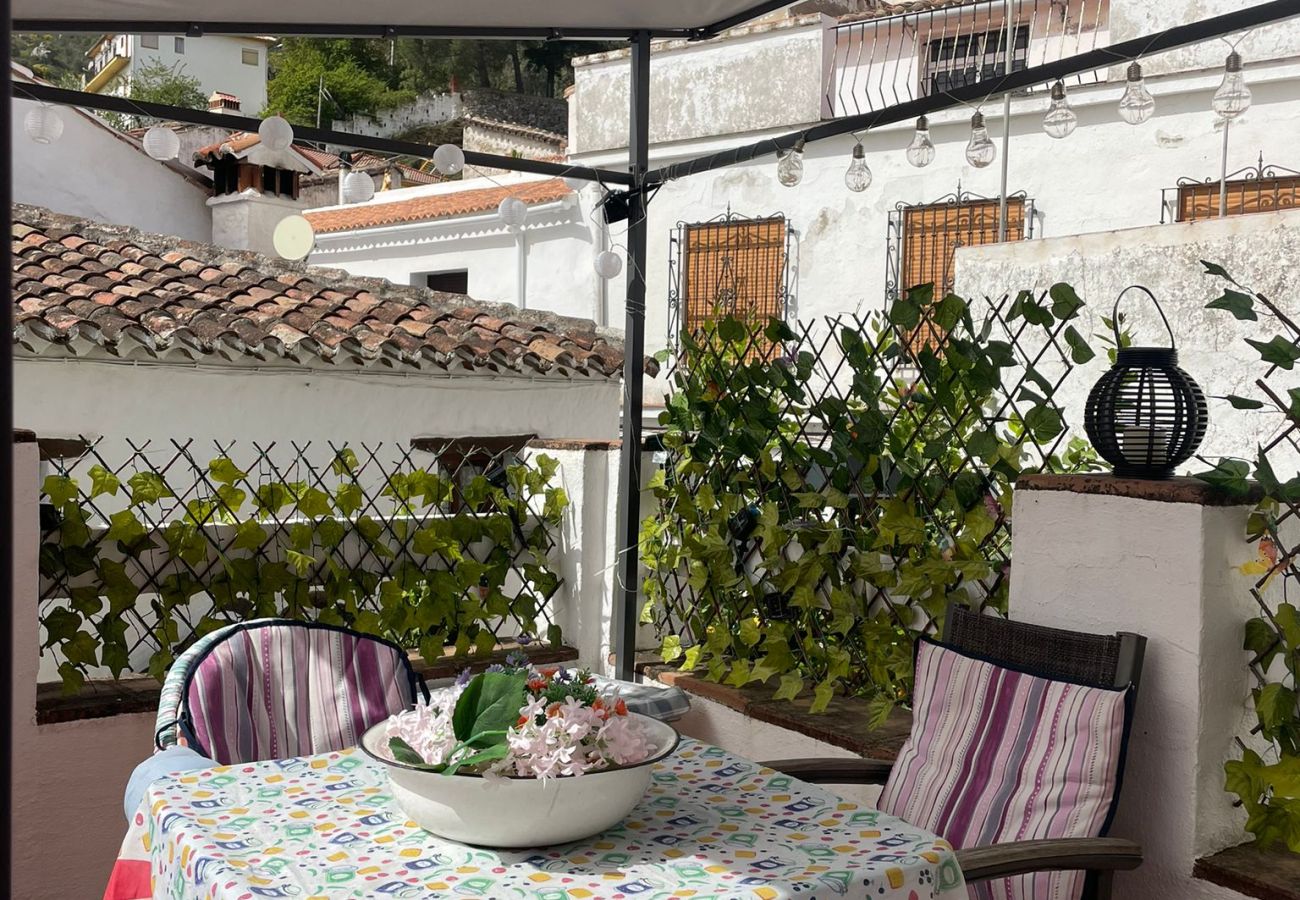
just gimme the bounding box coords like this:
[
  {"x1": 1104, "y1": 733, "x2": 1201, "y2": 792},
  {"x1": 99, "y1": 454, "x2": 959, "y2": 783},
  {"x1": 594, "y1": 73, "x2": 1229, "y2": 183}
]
[
  {"x1": 88, "y1": 465, "x2": 121, "y2": 498},
  {"x1": 1048, "y1": 283, "x2": 1084, "y2": 321},
  {"x1": 1023, "y1": 406, "x2": 1064, "y2": 442},
  {"x1": 1222, "y1": 395, "x2": 1266, "y2": 410},
  {"x1": 127, "y1": 471, "x2": 173, "y2": 505},
  {"x1": 1063, "y1": 326, "x2": 1096, "y2": 364},
  {"x1": 1195, "y1": 458, "x2": 1253, "y2": 497},
  {"x1": 285, "y1": 550, "x2": 316, "y2": 577},
  {"x1": 1207, "y1": 289, "x2": 1257, "y2": 321},
  {"x1": 254, "y1": 483, "x2": 294, "y2": 518},
  {"x1": 296, "y1": 487, "x2": 333, "y2": 518},
  {"x1": 773, "y1": 672, "x2": 804, "y2": 701},
  {"x1": 42, "y1": 475, "x2": 78, "y2": 507},
  {"x1": 208, "y1": 457, "x2": 248, "y2": 486},
  {"x1": 104, "y1": 509, "x2": 147, "y2": 547},
  {"x1": 1201, "y1": 260, "x2": 1239, "y2": 284},
  {"x1": 660, "y1": 634, "x2": 683, "y2": 663},
  {"x1": 809, "y1": 679, "x2": 835, "y2": 714},
  {"x1": 1246, "y1": 336, "x2": 1300, "y2": 370},
  {"x1": 332, "y1": 448, "x2": 360, "y2": 477},
  {"x1": 335, "y1": 483, "x2": 363, "y2": 517},
  {"x1": 231, "y1": 520, "x2": 268, "y2": 552}
]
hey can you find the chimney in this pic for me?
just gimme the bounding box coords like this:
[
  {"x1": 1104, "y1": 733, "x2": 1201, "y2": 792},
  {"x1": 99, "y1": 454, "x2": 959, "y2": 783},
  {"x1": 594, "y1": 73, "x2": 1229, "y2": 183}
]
[{"x1": 208, "y1": 91, "x2": 242, "y2": 115}]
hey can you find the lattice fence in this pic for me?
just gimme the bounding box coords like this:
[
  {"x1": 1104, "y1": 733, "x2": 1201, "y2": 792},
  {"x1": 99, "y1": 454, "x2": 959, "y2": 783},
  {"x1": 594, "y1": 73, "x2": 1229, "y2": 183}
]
[
  {"x1": 641, "y1": 287, "x2": 1103, "y2": 715},
  {"x1": 38, "y1": 439, "x2": 568, "y2": 692}
]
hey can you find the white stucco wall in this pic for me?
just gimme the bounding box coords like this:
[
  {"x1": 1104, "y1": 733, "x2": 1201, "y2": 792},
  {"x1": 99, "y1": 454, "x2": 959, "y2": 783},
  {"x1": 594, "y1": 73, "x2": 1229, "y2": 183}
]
[
  {"x1": 209, "y1": 191, "x2": 309, "y2": 257},
  {"x1": 954, "y1": 210, "x2": 1300, "y2": 465},
  {"x1": 126, "y1": 34, "x2": 269, "y2": 116},
  {"x1": 12, "y1": 94, "x2": 212, "y2": 243},
  {"x1": 1011, "y1": 484, "x2": 1263, "y2": 900}
]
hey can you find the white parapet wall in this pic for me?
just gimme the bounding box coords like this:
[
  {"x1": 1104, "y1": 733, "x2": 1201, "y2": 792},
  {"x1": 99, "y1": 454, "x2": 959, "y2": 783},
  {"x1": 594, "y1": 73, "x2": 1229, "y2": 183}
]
[{"x1": 1010, "y1": 474, "x2": 1268, "y2": 900}]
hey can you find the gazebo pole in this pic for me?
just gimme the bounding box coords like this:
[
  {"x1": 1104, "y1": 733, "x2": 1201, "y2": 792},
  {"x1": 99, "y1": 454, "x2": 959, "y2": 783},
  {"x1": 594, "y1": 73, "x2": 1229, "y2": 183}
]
[
  {"x1": 1, "y1": 0, "x2": 14, "y2": 887},
  {"x1": 613, "y1": 30, "x2": 652, "y2": 682}
]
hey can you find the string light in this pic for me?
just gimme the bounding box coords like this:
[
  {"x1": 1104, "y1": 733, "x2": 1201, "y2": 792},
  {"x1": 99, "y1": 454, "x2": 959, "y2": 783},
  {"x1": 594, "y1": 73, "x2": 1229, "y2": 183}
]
[
  {"x1": 1118, "y1": 61, "x2": 1155, "y2": 125},
  {"x1": 433, "y1": 143, "x2": 466, "y2": 176},
  {"x1": 776, "y1": 138, "x2": 805, "y2": 187},
  {"x1": 342, "y1": 169, "x2": 375, "y2": 204},
  {"x1": 258, "y1": 115, "x2": 294, "y2": 152},
  {"x1": 23, "y1": 103, "x2": 63, "y2": 144},
  {"x1": 1042, "y1": 80, "x2": 1078, "y2": 139},
  {"x1": 594, "y1": 250, "x2": 623, "y2": 279},
  {"x1": 844, "y1": 142, "x2": 872, "y2": 193},
  {"x1": 1212, "y1": 51, "x2": 1251, "y2": 120},
  {"x1": 142, "y1": 124, "x2": 180, "y2": 160},
  {"x1": 498, "y1": 197, "x2": 529, "y2": 228},
  {"x1": 905, "y1": 115, "x2": 936, "y2": 168},
  {"x1": 965, "y1": 111, "x2": 996, "y2": 168}
]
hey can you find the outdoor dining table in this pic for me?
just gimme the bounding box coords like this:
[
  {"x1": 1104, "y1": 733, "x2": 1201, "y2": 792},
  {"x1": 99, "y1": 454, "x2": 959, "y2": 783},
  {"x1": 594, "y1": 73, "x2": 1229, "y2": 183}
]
[{"x1": 105, "y1": 737, "x2": 965, "y2": 899}]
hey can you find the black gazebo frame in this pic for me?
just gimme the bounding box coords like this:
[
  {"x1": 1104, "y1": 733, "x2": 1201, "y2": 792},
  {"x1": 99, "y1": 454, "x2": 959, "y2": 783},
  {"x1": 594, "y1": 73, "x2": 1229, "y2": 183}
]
[{"x1": 5, "y1": 0, "x2": 1300, "y2": 892}]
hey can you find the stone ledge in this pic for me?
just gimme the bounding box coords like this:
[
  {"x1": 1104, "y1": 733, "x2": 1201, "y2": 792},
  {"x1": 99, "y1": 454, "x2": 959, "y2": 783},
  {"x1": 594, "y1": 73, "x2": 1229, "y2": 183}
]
[
  {"x1": 639, "y1": 661, "x2": 911, "y2": 762},
  {"x1": 1016, "y1": 473, "x2": 1262, "y2": 507},
  {"x1": 1194, "y1": 843, "x2": 1300, "y2": 900},
  {"x1": 36, "y1": 643, "x2": 579, "y2": 725}
]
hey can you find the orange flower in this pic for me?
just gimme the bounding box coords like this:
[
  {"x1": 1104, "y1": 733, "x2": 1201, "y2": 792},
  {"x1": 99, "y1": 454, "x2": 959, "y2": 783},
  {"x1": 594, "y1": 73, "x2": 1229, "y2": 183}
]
[
  {"x1": 538, "y1": 667, "x2": 560, "y2": 679},
  {"x1": 546, "y1": 702, "x2": 562, "y2": 718},
  {"x1": 614, "y1": 698, "x2": 628, "y2": 717}
]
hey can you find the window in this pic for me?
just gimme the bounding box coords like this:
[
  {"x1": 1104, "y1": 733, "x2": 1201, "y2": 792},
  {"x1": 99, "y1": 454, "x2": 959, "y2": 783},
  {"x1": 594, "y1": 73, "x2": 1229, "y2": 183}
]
[
  {"x1": 679, "y1": 216, "x2": 789, "y2": 360},
  {"x1": 174, "y1": 36, "x2": 185, "y2": 54},
  {"x1": 923, "y1": 25, "x2": 1028, "y2": 97},
  {"x1": 241, "y1": 48, "x2": 259, "y2": 66},
  {"x1": 425, "y1": 271, "x2": 469, "y2": 294},
  {"x1": 139, "y1": 34, "x2": 159, "y2": 49}
]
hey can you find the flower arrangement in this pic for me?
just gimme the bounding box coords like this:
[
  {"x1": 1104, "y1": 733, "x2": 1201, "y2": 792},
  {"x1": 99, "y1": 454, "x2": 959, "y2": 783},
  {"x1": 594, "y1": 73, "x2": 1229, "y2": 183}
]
[{"x1": 383, "y1": 655, "x2": 651, "y2": 779}]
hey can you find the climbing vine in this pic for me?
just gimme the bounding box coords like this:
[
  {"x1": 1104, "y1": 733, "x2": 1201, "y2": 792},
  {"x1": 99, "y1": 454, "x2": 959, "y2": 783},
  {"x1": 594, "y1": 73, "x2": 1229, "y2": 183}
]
[{"x1": 39, "y1": 446, "x2": 569, "y2": 693}]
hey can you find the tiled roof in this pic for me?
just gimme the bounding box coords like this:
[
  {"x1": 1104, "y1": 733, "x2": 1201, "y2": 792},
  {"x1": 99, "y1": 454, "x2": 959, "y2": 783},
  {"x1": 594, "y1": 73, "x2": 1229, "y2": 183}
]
[
  {"x1": 11, "y1": 205, "x2": 636, "y2": 379},
  {"x1": 305, "y1": 178, "x2": 572, "y2": 235}
]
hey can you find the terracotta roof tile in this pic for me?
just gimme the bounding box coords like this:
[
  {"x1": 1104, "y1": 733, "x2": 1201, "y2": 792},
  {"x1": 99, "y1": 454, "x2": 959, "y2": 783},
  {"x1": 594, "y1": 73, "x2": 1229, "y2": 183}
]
[
  {"x1": 305, "y1": 179, "x2": 572, "y2": 234},
  {"x1": 11, "y1": 204, "x2": 648, "y2": 381}
]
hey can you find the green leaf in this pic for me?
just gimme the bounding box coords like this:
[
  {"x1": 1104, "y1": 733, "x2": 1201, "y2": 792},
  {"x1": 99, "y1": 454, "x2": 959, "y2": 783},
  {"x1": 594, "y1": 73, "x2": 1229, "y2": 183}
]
[
  {"x1": 208, "y1": 457, "x2": 248, "y2": 485},
  {"x1": 285, "y1": 550, "x2": 316, "y2": 577},
  {"x1": 809, "y1": 679, "x2": 835, "y2": 714},
  {"x1": 332, "y1": 448, "x2": 360, "y2": 477},
  {"x1": 88, "y1": 465, "x2": 120, "y2": 498},
  {"x1": 1207, "y1": 289, "x2": 1257, "y2": 321},
  {"x1": 388, "y1": 736, "x2": 439, "y2": 770},
  {"x1": 1023, "y1": 406, "x2": 1064, "y2": 442},
  {"x1": 1256, "y1": 682, "x2": 1298, "y2": 734},
  {"x1": 335, "y1": 483, "x2": 363, "y2": 517},
  {"x1": 42, "y1": 475, "x2": 78, "y2": 507},
  {"x1": 231, "y1": 520, "x2": 268, "y2": 552},
  {"x1": 254, "y1": 483, "x2": 294, "y2": 518},
  {"x1": 1195, "y1": 458, "x2": 1253, "y2": 497},
  {"x1": 1063, "y1": 326, "x2": 1096, "y2": 364},
  {"x1": 104, "y1": 509, "x2": 147, "y2": 547},
  {"x1": 1201, "y1": 260, "x2": 1239, "y2": 284},
  {"x1": 773, "y1": 672, "x2": 803, "y2": 701},
  {"x1": 451, "y1": 671, "x2": 527, "y2": 746},
  {"x1": 1048, "y1": 283, "x2": 1084, "y2": 321},
  {"x1": 1246, "y1": 336, "x2": 1300, "y2": 370},
  {"x1": 441, "y1": 742, "x2": 510, "y2": 776},
  {"x1": 1222, "y1": 395, "x2": 1266, "y2": 410},
  {"x1": 127, "y1": 471, "x2": 173, "y2": 505},
  {"x1": 660, "y1": 634, "x2": 683, "y2": 663},
  {"x1": 296, "y1": 487, "x2": 333, "y2": 518}
]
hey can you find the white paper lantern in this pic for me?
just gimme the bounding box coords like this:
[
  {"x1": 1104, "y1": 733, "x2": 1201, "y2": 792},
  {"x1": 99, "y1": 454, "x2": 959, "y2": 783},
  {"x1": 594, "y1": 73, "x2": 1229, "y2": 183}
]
[
  {"x1": 432, "y1": 143, "x2": 465, "y2": 176},
  {"x1": 498, "y1": 197, "x2": 528, "y2": 228},
  {"x1": 258, "y1": 115, "x2": 294, "y2": 151},
  {"x1": 24, "y1": 103, "x2": 64, "y2": 144},
  {"x1": 593, "y1": 250, "x2": 623, "y2": 279},
  {"x1": 272, "y1": 215, "x2": 316, "y2": 261},
  {"x1": 342, "y1": 170, "x2": 375, "y2": 204},
  {"x1": 142, "y1": 124, "x2": 181, "y2": 161}
]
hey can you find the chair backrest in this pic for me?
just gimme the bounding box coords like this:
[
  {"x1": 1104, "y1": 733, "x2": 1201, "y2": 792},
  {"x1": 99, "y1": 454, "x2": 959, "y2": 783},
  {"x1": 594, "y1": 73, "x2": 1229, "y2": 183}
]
[
  {"x1": 158, "y1": 619, "x2": 426, "y2": 765},
  {"x1": 944, "y1": 603, "x2": 1145, "y2": 692}
]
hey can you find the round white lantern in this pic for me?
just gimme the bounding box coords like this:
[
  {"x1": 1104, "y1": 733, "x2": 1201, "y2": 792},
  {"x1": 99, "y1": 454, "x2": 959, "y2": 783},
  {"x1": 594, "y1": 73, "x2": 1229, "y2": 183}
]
[
  {"x1": 593, "y1": 250, "x2": 623, "y2": 279},
  {"x1": 142, "y1": 125, "x2": 181, "y2": 161},
  {"x1": 432, "y1": 143, "x2": 465, "y2": 176},
  {"x1": 498, "y1": 197, "x2": 528, "y2": 228},
  {"x1": 24, "y1": 104, "x2": 64, "y2": 145},
  {"x1": 258, "y1": 115, "x2": 295, "y2": 151},
  {"x1": 342, "y1": 170, "x2": 375, "y2": 204}
]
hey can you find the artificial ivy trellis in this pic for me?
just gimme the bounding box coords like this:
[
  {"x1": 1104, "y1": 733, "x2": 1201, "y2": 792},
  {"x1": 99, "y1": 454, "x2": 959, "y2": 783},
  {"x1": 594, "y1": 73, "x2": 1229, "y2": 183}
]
[{"x1": 38, "y1": 447, "x2": 569, "y2": 694}]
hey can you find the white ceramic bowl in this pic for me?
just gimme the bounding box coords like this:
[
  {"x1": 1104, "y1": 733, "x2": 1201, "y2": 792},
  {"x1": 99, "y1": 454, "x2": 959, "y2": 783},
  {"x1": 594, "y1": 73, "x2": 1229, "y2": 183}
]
[{"x1": 359, "y1": 712, "x2": 679, "y2": 848}]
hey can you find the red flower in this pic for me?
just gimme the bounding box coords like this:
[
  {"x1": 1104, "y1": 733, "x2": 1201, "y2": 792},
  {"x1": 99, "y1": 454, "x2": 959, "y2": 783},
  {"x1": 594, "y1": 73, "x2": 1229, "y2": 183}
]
[{"x1": 614, "y1": 698, "x2": 628, "y2": 717}]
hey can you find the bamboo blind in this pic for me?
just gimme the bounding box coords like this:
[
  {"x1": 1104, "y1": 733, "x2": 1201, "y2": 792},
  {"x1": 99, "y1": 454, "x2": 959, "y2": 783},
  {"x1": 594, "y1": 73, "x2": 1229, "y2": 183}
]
[
  {"x1": 683, "y1": 217, "x2": 788, "y2": 360},
  {"x1": 1177, "y1": 176, "x2": 1300, "y2": 222}
]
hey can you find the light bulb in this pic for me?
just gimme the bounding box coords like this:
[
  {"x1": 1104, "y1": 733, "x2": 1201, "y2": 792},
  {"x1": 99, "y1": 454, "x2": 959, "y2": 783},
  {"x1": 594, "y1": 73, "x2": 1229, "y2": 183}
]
[
  {"x1": 844, "y1": 142, "x2": 872, "y2": 193},
  {"x1": 341, "y1": 170, "x2": 375, "y2": 204},
  {"x1": 258, "y1": 115, "x2": 294, "y2": 151},
  {"x1": 142, "y1": 124, "x2": 180, "y2": 160},
  {"x1": 1117, "y1": 61, "x2": 1155, "y2": 125},
  {"x1": 1212, "y1": 51, "x2": 1251, "y2": 121},
  {"x1": 777, "y1": 138, "x2": 805, "y2": 187},
  {"x1": 432, "y1": 143, "x2": 465, "y2": 176},
  {"x1": 23, "y1": 103, "x2": 64, "y2": 144},
  {"x1": 965, "y1": 111, "x2": 996, "y2": 168},
  {"x1": 594, "y1": 250, "x2": 623, "y2": 279},
  {"x1": 498, "y1": 197, "x2": 528, "y2": 228},
  {"x1": 1042, "y1": 80, "x2": 1078, "y2": 139},
  {"x1": 905, "y1": 115, "x2": 936, "y2": 168}
]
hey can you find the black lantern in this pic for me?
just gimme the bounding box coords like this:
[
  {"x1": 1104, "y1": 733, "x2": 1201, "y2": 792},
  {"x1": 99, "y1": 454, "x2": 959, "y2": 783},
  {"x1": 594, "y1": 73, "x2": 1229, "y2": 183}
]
[{"x1": 1084, "y1": 285, "x2": 1207, "y2": 479}]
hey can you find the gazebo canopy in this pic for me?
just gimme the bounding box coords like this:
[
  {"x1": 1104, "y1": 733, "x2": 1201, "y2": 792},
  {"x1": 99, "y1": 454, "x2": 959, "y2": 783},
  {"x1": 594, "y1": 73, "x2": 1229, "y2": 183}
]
[{"x1": 12, "y1": 0, "x2": 790, "y2": 38}]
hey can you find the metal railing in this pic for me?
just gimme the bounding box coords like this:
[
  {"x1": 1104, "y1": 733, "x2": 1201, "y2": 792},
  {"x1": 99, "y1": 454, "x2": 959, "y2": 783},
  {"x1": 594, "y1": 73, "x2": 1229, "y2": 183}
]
[{"x1": 1160, "y1": 154, "x2": 1300, "y2": 224}]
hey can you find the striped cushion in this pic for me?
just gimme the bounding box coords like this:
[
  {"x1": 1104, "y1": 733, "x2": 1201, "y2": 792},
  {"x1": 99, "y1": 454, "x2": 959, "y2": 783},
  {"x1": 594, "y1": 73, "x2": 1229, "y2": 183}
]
[
  {"x1": 183, "y1": 623, "x2": 415, "y2": 765},
  {"x1": 878, "y1": 639, "x2": 1129, "y2": 900}
]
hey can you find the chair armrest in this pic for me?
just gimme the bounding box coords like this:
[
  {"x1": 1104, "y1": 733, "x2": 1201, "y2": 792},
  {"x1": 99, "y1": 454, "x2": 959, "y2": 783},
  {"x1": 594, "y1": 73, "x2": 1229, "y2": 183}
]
[
  {"x1": 758, "y1": 757, "x2": 894, "y2": 785},
  {"x1": 956, "y1": 837, "x2": 1143, "y2": 883}
]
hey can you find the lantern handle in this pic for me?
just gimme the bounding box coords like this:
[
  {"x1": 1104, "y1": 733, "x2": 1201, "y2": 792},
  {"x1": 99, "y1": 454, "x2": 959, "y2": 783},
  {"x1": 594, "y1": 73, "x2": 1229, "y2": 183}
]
[{"x1": 1112, "y1": 284, "x2": 1176, "y2": 349}]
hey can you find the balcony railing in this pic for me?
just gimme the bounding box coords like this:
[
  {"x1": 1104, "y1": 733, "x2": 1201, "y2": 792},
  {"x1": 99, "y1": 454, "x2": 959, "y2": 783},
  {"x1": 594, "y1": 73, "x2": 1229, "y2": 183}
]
[
  {"x1": 1160, "y1": 154, "x2": 1300, "y2": 224},
  {"x1": 824, "y1": 0, "x2": 1109, "y2": 119}
]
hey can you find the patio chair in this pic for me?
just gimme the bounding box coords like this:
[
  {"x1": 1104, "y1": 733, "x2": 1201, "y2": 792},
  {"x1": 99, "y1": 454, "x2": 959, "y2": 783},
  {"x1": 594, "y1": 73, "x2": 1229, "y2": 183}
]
[
  {"x1": 762, "y1": 605, "x2": 1146, "y2": 900},
  {"x1": 153, "y1": 618, "x2": 428, "y2": 765}
]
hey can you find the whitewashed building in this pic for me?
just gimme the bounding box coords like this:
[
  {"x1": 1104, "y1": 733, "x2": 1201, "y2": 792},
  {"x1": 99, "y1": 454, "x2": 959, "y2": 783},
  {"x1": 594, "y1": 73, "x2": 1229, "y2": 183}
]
[{"x1": 83, "y1": 33, "x2": 271, "y2": 115}]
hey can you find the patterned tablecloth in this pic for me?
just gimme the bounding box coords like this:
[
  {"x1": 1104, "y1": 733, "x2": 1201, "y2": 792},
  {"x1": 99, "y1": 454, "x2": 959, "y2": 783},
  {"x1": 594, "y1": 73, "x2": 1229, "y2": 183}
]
[{"x1": 106, "y1": 738, "x2": 965, "y2": 900}]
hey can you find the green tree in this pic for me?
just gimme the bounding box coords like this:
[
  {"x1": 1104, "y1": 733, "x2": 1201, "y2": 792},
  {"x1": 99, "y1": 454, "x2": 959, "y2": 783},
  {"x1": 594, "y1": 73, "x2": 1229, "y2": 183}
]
[
  {"x1": 129, "y1": 59, "x2": 207, "y2": 109},
  {"x1": 265, "y1": 38, "x2": 413, "y2": 125},
  {"x1": 11, "y1": 32, "x2": 95, "y2": 84}
]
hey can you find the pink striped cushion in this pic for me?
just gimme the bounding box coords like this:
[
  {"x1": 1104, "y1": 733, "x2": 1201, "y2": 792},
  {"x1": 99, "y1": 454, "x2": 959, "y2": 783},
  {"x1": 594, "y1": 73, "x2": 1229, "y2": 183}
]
[
  {"x1": 184, "y1": 623, "x2": 414, "y2": 765},
  {"x1": 878, "y1": 639, "x2": 1129, "y2": 900}
]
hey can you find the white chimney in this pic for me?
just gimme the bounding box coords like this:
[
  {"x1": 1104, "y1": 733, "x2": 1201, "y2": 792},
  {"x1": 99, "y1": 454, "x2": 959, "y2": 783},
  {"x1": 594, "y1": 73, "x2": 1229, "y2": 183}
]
[{"x1": 207, "y1": 92, "x2": 242, "y2": 115}]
